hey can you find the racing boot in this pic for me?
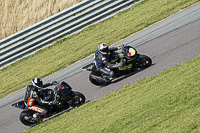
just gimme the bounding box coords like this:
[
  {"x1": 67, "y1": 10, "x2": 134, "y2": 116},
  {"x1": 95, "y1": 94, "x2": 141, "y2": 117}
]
[
  {"x1": 33, "y1": 113, "x2": 42, "y2": 122},
  {"x1": 100, "y1": 68, "x2": 115, "y2": 80}
]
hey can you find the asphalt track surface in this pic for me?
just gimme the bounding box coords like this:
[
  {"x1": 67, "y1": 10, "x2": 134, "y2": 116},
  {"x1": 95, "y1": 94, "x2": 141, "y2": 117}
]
[{"x1": 0, "y1": 2, "x2": 200, "y2": 133}]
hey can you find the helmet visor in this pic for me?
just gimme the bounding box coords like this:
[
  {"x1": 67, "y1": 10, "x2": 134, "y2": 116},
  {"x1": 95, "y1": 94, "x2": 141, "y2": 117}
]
[{"x1": 100, "y1": 47, "x2": 108, "y2": 54}]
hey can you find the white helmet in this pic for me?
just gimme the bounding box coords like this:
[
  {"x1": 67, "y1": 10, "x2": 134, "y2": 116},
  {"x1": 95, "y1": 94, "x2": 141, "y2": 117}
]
[{"x1": 98, "y1": 43, "x2": 109, "y2": 55}]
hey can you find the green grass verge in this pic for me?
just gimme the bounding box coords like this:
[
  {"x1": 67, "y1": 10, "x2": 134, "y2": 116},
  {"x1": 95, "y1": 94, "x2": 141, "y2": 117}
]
[
  {"x1": 25, "y1": 55, "x2": 200, "y2": 133},
  {"x1": 0, "y1": 0, "x2": 199, "y2": 99}
]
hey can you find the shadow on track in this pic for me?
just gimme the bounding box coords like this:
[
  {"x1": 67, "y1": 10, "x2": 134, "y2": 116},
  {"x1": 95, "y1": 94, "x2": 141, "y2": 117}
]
[{"x1": 99, "y1": 64, "x2": 155, "y2": 89}]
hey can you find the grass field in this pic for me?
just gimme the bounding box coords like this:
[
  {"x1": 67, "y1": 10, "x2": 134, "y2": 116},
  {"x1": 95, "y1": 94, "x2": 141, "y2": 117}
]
[
  {"x1": 0, "y1": 0, "x2": 200, "y2": 99},
  {"x1": 0, "y1": 0, "x2": 84, "y2": 39},
  {"x1": 25, "y1": 55, "x2": 200, "y2": 133}
]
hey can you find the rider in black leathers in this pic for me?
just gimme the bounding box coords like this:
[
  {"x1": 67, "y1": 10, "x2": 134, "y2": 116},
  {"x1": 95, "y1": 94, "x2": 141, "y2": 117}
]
[
  {"x1": 94, "y1": 43, "x2": 125, "y2": 80},
  {"x1": 24, "y1": 78, "x2": 58, "y2": 118}
]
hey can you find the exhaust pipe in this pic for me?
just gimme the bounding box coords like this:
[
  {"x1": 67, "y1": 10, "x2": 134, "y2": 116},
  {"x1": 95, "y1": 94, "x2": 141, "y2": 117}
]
[{"x1": 90, "y1": 75, "x2": 110, "y2": 83}]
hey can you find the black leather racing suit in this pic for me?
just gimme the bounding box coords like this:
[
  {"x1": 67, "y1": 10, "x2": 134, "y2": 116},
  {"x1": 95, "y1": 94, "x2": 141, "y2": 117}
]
[
  {"x1": 24, "y1": 82, "x2": 56, "y2": 116},
  {"x1": 94, "y1": 47, "x2": 121, "y2": 79}
]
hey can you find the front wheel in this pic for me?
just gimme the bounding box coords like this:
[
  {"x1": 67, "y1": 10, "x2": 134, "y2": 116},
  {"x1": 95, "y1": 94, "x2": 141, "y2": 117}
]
[
  {"x1": 20, "y1": 110, "x2": 39, "y2": 126},
  {"x1": 71, "y1": 92, "x2": 86, "y2": 108},
  {"x1": 134, "y1": 55, "x2": 152, "y2": 68}
]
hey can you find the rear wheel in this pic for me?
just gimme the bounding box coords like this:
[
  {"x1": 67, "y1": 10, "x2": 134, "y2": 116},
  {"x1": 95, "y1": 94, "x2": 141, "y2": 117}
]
[
  {"x1": 71, "y1": 92, "x2": 86, "y2": 108},
  {"x1": 89, "y1": 72, "x2": 111, "y2": 86},
  {"x1": 20, "y1": 110, "x2": 39, "y2": 126},
  {"x1": 134, "y1": 55, "x2": 152, "y2": 68}
]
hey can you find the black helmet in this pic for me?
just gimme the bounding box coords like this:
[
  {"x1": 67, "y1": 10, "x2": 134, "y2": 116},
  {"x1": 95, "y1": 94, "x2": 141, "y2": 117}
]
[
  {"x1": 98, "y1": 43, "x2": 109, "y2": 55},
  {"x1": 32, "y1": 78, "x2": 43, "y2": 89}
]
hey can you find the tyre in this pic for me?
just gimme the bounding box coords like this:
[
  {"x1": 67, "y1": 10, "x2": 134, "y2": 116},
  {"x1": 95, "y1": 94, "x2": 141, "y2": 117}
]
[
  {"x1": 71, "y1": 91, "x2": 86, "y2": 108},
  {"x1": 20, "y1": 110, "x2": 38, "y2": 126},
  {"x1": 89, "y1": 72, "x2": 111, "y2": 86},
  {"x1": 134, "y1": 55, "x2": 152, "y2": 68}
]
